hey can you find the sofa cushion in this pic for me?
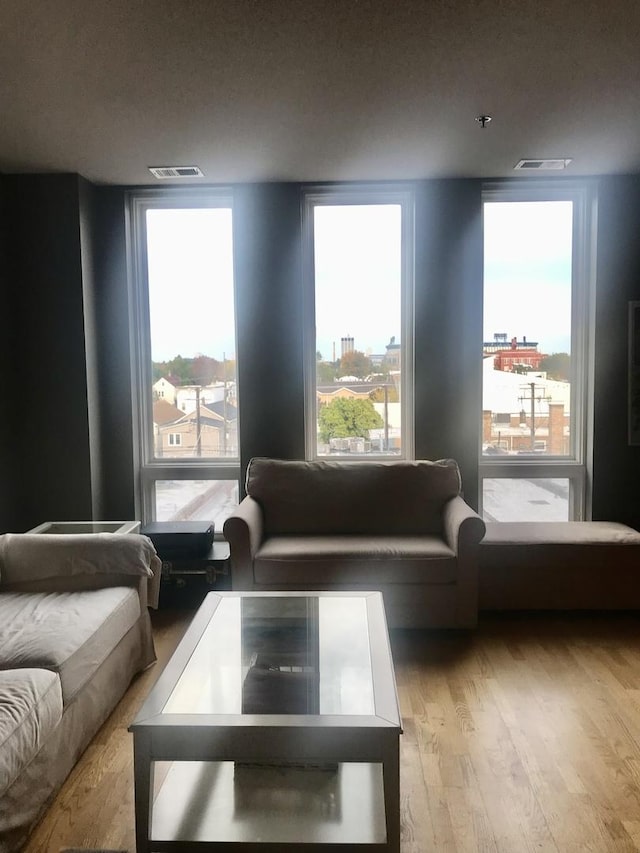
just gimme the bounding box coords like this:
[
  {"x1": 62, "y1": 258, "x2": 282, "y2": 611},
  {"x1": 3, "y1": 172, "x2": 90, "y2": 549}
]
[
  {"x1": 246, "y1": 457, "x2": 461, "y2": 536},
  {"x1": 253, "y1": 534, "x2": 457, "y2": 585},
  {"x1": 0, "y1": 668, "x2": 63, "y2": 799},
  {"x1": 0, "y1": 587, "x2": 140, "y2": 704}
]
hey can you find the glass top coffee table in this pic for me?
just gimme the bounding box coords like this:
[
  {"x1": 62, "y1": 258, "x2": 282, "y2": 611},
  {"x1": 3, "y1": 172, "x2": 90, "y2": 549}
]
[{"x1": 130, "y1": 590, "x2": 402, "y2": 852}]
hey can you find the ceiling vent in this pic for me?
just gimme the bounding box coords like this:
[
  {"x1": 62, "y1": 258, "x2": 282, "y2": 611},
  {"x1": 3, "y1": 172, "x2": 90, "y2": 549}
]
[
  {"x1": 514, "y1": 158, "x2": 572, "y2": 171},
  {"x1": 148, "y1": 165, "x2": 205, "y2": 179}
]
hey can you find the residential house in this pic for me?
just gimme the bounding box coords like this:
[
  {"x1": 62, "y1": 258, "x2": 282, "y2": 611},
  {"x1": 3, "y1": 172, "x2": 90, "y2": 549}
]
[{"x1": 152, "y1": 377, "x2": 177, "y2": 404}]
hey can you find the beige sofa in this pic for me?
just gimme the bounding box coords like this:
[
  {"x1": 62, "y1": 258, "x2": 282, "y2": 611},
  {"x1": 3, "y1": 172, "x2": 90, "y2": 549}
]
[
  {"x1": 0, "y1": 532, "x2": 161, "y2": 853},
  {"x1": 223, "y1": 457, "x2": 486, "y2": 628}
]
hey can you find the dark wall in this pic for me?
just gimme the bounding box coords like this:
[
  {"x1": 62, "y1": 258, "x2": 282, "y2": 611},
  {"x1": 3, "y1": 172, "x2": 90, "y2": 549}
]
[
  {"x1": 592, "y1": 175, "x2": 640, "y2": 525},
  {"x1": 233, "y1": 183, "x2": 306, "y2": 488},
  {"x1": 2, "y1": 174, "x2": 93, "y2": 530},
  {"x1": 414, "y1": 179, "x2": 483, "y2": 508},
  {"x1": 87, "y1": 186, "x2": 137, "y2": 519},
  {"x1": 0, "y1": 175, "x2": 18, "y2": 530}
]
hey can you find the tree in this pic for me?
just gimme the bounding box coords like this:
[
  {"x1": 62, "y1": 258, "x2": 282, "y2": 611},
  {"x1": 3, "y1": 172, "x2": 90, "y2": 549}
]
[
  {"x1": 338, "y1": 349, "x2": 372, "y2": 379},
  {"x1": 191, "y1": 355, "x2": 219, "y2": 384},
  {"x1": 539, "y1": 353, "x2": 571, "y2": 382},
  {"x1": 152, "y1": 354, "x2": 236, "y2": 385},
  {"x1": 369, "y1": 384, "x2": 399, "y2": 403},
  {"x1": 318, "y1": 397, "x2": 384, "y2": 442},
  {"x1": 316, "y1": 361, "x2": 337, "y2": 383}
]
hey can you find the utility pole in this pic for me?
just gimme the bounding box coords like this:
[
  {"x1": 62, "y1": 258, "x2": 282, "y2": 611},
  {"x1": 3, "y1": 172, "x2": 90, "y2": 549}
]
[
  {"x1": 384, "y1": 383, "x2": 389, "y2": 451},
  {"x1": 518, "y1": 381, "x2": 551, "y2": 452},
  {"x1": 195, "y1": 385, "x2": 202, "y2": 456},
  {"x1": 222, "y1": 352, "x2": 227, "y2": 457}
]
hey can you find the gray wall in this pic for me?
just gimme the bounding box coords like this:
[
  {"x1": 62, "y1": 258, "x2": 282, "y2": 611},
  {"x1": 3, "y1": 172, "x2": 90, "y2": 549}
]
[
  {"x1": 88, "y1": 186, "x2": 137, "y2": 520},
  {"x1": 233, "y1": 183, "x2": 306, "y2": 486},
  {"x1": 592, "y1": 176, "x2": 640, "y2": 524},
  {"x1": 414, "y1": 179, "x2": 483, "y2": 507},
  {"x1": 0, "y1": 173, "x2": 638, "y2": 532},
  {"x1": 0, "y1": 175, "x2": 17, "y2": 529},
  {"x1": 1, "y1": 174, "x2": 94, "y2": 531}
]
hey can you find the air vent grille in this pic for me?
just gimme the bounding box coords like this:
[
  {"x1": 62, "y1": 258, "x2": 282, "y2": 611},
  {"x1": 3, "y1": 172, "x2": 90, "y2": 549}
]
[
  {"x1": 514, "y1": 159, "x2": 572, "y2": 171},
  {"x1": 148, "y1": 165, "x2": 205, "y2": 179}
]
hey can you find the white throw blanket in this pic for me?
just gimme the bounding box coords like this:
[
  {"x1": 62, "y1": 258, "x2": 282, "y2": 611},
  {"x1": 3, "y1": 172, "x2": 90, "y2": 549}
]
[{"x1": 0, "y1": 532, "x2": 161, "y2": 586}]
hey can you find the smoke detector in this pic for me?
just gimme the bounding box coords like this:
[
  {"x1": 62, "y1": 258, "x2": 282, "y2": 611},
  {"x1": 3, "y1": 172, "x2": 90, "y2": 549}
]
[
  {"x1": 148, "y1": 165, "x2": 205, "y2": 179},
  {"x1": 514, "y1": 159, "x2": 572, "y2": 171}
]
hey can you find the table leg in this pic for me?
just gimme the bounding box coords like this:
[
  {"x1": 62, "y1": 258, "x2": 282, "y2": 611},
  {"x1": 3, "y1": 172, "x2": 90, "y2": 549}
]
[
  {"x1": 132, "y1": 732, "x2": 154, "y2": 853},
  {"x1": 383, "y1": 736, "x2": 401, "y2": 853}
]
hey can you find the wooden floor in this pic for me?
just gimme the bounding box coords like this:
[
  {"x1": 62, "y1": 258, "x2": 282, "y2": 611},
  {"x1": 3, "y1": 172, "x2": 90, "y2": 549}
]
[{"x1": 21, "y1": 607, "x2": 640, "y2": 852}]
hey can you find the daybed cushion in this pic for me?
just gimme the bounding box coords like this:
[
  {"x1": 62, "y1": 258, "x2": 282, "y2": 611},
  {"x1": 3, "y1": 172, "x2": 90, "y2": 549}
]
[
  {"x1": 246, "y1": 457, "x2": 462, "y2": 536},
  {"x1": 0, "y1": 668, "x2": 63, "y2": 799},
  {"x1": 0, "y1": 587, "x2": 141, "y2": 704},
  {"x1": 481, "y1": 521, "x2": 640, "y2": 570},
  {"x1": 253, "y1": 534, "x2": 457, "y2": 584}
]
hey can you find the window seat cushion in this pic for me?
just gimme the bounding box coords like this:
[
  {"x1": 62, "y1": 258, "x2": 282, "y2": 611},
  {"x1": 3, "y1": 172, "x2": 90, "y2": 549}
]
[{"x1": 479, "y1": 521, "x2": 640, "y2": 610}]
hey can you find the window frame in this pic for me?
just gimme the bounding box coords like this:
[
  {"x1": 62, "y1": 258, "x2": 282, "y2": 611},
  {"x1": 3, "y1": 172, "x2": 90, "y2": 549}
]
[
  {"x1": 126, "y1": 188, "x2": 240, "y2": 526},
  {"x1": 479, "y1": 180, "x2": 596, "y2": 521},
  {"x1": 302, "y1": 184, "x2": 415, "y2": 461}
]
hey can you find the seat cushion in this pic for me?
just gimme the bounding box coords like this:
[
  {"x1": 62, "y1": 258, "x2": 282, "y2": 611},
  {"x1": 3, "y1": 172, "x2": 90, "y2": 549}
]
[
  {"x1": 480, "y1": 521, "x2": 640, "y2": 572},
  {"x1": 0, "y1": 587, "x2": 141, "y2": 704},
  {"x1": 482, "y1": 521, "x2": 640, "y2": 545},
  {"x1": 253, "y1": 535, "x2": 457, "y2": 585},
  {"x1": 0, "y1": 668, "x2": 63, "y2": 798}
]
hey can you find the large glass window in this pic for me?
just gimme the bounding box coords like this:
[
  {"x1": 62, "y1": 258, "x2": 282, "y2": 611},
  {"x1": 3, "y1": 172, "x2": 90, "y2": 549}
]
[
  {"x1": 129, "y1": 191, "x2": 239, "y2": 530},
  {"x1": 480, "y1": 184, "x2": 594, "y2": 522},
  {"x1": 303, "y1": 189, "x2": 414, "y2": 459}
]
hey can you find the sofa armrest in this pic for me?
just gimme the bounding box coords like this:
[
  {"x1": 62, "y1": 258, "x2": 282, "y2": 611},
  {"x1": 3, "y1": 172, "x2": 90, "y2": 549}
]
[
  {"x1": 0, "y1": 533, "x2": 161, "y2": 607},
  {"x1": 442, "y1": 496, "x2": 486, "y2": 627},
  {"x1": 223, "y1": 496, "x2": 264, "y2": 590},
  {"x1": 442, "y1": 496, "x2": 486, "y2": 555}
]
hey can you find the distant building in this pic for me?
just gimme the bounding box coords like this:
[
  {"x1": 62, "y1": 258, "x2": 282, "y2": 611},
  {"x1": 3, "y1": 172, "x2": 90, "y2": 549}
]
[
  {"x1": 153, "y1": 399, "x2": 238, "y2": 458},
  {"x1": 152, "y1": 377, "x2": 177, "y2": 404},
  {"x1": 176, "y1": 382, "x2": 235, "y2": 413},
  {"x1": 341, "y1": 336, "x2": 355, "y2": 358},
  {"x1": 317, "y1": 383, "x2": 372, "y2": 405},
  {"x1": 483, "y1": 333, "x2": 546, "y2": 372},
  {"x1": 482, "y1": 357, "x2": 570, "y2": 454},
  {"x1": 384, "y1": 336, "x2": 401, "y2": 370}
]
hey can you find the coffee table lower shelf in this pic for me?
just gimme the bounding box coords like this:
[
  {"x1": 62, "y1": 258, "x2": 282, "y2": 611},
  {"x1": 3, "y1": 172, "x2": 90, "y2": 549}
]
[{"x1": 150, "y1": 760, "x2": 388, "y2": 851}]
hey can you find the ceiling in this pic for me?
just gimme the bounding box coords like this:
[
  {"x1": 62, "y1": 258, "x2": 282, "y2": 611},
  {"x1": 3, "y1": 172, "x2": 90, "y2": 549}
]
[{"x1": 1, "y1": 0, "x2": 640, "y2": 186}]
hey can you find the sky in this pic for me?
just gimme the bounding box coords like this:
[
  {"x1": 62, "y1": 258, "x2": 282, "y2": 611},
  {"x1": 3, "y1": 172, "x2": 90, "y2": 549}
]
[
  {"x1": 314, "y1": 204, "x2": 402, "y2": 361},
  {"x1": 146, "y1": 207, "x2": 236, "y2": 363},
  {"x1": 144, "y1": 198, "x2": 573, "y2": 367},
  {"x1": 483, "y1": 200, "x2": 573, "y2": 355}
]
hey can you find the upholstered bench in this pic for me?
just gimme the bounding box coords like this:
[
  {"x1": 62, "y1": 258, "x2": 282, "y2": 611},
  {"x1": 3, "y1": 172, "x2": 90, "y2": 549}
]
[{"x1": 479, "y1": 521, "x2": 640, "y2": 610}]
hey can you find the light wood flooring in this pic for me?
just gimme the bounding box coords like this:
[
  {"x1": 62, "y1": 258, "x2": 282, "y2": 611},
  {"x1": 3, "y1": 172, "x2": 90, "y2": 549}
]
[{"x1": 21, "y1": 607, "x2": 640, "y2": 852}]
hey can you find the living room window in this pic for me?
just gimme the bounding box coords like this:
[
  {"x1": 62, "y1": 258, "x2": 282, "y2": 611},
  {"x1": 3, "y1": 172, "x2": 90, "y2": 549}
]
[
  {"x1": 303, "y1": 187, "x2": 414, "y2": 459},
  {"x1": 128, "y1": 189, "x2": 240, "y2": 530},
  {"x1": 479, "y1": 182, "x2": 595, "y2": 521}
]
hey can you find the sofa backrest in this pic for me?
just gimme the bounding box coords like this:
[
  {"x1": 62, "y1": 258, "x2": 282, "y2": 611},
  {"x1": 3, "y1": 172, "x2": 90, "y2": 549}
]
[{"x1": 245, "y1": 457, "x2": 462, "y2": 536}]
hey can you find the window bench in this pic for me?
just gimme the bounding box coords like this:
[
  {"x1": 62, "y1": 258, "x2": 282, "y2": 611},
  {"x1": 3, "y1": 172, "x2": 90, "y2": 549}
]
[{"x1": 479, "y1": 521, "x2": 640, "y2": 610}]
